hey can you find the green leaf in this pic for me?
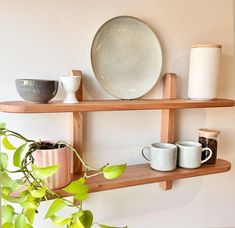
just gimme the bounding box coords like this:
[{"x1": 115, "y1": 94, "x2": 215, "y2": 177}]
[
  {"x1": 0, "y1": 153, "x2": 8, "y2": 170},
  {"x1": 79, "y1": 210, "x2": 93, "y2": 228},
  {"x1": 2, "y1": 136, "x2": 16, "y2": 150},
  {"x1": 15, "y1": 214, "x2": 27, "y2": 228},
  {"x1": 1, "y1": 187, "x2": 11, "y2": 195},
  {"x1": 1, "y1": 187, "x2": 22, "y2": 203},
  {"x1": 29, "y1": 186, "x2": 46, "y2": 198},
  {"x1": 69, "y1": 223, "x2": 84, "y2": 228},
  {"x1": 0, "y1": 122, "x2": 6, "y2": 129},
  {"x1": 13, "y1": 143, "x2": 27, "y2": 168},
  {"x1": 50, "y1": 215, "x2": 72, "y2": 226},
  {"x1": 25, "y1": 209, "x2": 35, "y2": 225},
  {"x1": 44, "y1": 198, "x2": 66, "y2": 219},
  {"x1": 102, "y1": 164, "x2": 127, "y2": 180},
  {"x1": 20, "y1": 201, "x2": 37, "y2": 210},
  {"x1": 1, "y1": 172, "x2": 21, "y2": 190},
  {"x1": 2, "y1": 223, "x2": 15, "y2": 228},
  {"x1": 74, "y1": 191, "x2": 88, "y2": 201},
  {"x1": 31, "y1": 163, "x2": 60, "y2": 179},
  {"x1": 1, "y1": 172, "x2": 14, "y2": 187},
  {"x1": 18, "y1": 190, "x2": 31, "y2": 203},
  {"x1": 2, "y1": 205, "x2": 15, "y2": 224},
  {"x1": 63, "y1": 178, "x2": 88, "y2": 196}
]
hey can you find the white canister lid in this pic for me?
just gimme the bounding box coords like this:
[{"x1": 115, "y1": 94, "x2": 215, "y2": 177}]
[{"x1": 192, "y1": 44, "x2": 222, "y2": 48}]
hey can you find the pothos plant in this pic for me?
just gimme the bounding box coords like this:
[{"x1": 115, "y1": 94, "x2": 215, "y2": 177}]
[{"x1": 0, "y1": 123, "x2": 127, "y2": 228}]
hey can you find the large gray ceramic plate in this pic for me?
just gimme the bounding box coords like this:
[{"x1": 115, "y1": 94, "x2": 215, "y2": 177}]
[{"x1": 91, "y1": 16, "x2": 162, "y2": 99}]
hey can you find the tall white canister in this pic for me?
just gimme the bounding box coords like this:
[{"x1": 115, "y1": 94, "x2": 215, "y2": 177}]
[{"x1": 188, "y1": 44, "x2": 222, "y2": 100}]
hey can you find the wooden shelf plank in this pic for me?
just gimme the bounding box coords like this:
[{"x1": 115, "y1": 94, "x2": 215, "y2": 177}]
[
  {"x1": 53, "y1": 158, "x2": 231, "y2": 197},
  {"x1": 0, "y1": 98, "x2": 234, "y2": 113}
]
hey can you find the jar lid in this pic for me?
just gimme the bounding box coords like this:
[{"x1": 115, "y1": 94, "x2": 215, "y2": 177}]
[
  {"x1": 198, "y1": 128, "x2": 220, "y2": 137},
  {"x1": 192, "y1": 44, "x2": 222, "y2": 48}
]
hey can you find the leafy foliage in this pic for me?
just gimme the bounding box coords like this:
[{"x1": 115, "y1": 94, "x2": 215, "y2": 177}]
[
  {"x1": 0, "y1": 123, "x2": 127, "y2": 228},
  {"x1": 31, "y1": 163, "x2": 60, "y2": 179},
  {"x1": 102, "y1": 164, "x2": 127, "y2": 180}
]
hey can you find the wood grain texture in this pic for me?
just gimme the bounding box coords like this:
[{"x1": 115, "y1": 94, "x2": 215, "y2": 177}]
[
  {"x1": 72, "y1": 112, "x2": 83, "y2": 174},
  {"x1": 0, "y1": 98, "x2": 234, "y2": 113},
  {"x1": 70, "y1": 70, "x2": 83, "y2": 101},
  {"x1": 53, "y1": 159, "x2": 231, "y2": 198},
  {"x1": 160, "y1": 73, "x2": 177, "y2": 190},
  {"x1": 161, "y1": 73, "x2": 177, "y2": 143}
]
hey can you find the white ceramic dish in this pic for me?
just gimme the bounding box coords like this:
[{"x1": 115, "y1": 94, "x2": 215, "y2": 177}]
[{"x1": 91, "y1": 16, "x2": 162, "y2": 99}]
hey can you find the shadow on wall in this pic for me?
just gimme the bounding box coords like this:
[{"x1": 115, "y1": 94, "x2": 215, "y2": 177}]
[
  {"x1": 86, "y1": 178, "x2": 203, "y2": 222},
  {"x1": 217, "y1": 54, "x2": 234, "y2": 98}
]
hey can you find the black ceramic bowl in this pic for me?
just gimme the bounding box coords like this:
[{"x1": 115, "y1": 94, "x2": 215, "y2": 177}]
[{"x1": 15, "y1": 79, "x2": 59, "y2": 103}]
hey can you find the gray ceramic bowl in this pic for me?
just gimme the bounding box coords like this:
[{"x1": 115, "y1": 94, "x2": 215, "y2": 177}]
[{"x1": 15, "y1": 79, "x2": 59, "y2": 103}]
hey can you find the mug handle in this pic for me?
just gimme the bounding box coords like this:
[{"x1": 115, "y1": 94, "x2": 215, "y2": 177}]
[
  {"x1": 141, "y1": 147, "x2": 151, "y2": 162},
  {"x1": 201, "y1": 147, "x2": 212, "y2": 164}
]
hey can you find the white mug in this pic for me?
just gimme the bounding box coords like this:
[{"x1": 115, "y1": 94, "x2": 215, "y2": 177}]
[
  {"x1": 142, "y1": 143, "x2": 177, "y2": 171},
  {"x1": 176, "y1": 141, "x2": 212, "y2": 169}
]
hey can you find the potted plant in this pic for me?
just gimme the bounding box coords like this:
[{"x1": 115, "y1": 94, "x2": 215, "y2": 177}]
[
  {"x1": 32, "y1": 141, "x2": 72, "y2": 190},
  {"x1": 0, "y1": 123, "x2": 127, "y2": 228}
]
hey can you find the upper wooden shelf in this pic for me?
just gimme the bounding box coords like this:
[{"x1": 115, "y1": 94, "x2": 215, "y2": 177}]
[
  {"x1": 53, "y1": 158, "x2": 231, "y2": 197},
  {"x1": 0, "y1": 98, "x2": 234, "y2": 113}
]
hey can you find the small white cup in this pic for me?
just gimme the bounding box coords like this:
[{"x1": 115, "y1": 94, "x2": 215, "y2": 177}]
[
  {"x1": 176, "y1": 141, "x2": 212, "y2": 169},
  {"x1": 60, "y1": 76, "x2": 81, "y2": 104},
  {"x1": 142, "y1": 143, "x2": 177, "y2": 171}
]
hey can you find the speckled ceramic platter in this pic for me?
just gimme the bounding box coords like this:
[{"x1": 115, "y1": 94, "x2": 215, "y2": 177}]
[{"x1": 91, "y1": 16, "x2": 162, "y2": 99}]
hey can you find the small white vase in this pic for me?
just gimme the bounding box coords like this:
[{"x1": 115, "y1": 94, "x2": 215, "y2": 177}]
[{"x1": 61, "y1": 76, "x2": 81, "y2": 103}]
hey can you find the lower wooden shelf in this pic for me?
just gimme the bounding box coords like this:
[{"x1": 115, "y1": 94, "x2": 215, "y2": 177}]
[{"x1": 54, "y1": 158, "x2": 231, "y2": 197}]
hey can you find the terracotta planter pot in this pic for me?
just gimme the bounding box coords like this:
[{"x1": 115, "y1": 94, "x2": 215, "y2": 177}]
[{"x1": 33, "y1": 144, "x2": 72, "y2": 189}]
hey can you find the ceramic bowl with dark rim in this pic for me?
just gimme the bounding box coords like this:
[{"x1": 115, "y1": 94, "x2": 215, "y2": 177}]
[{"x1": 15, "y1": 79, "x2": 59, "y2": 103}]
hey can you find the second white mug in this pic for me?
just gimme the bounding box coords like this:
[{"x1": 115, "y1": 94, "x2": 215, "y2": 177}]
[{"x1": 176, "y1": 141, "x2": 212, "y2": 169}]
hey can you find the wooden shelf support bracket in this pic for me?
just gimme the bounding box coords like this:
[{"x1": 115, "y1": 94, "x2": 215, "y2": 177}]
[
  {"x1": 71, "y1": 70, "x2": 83, "y2": 175},
  {"x1": 160, "y1": 73, "x2": 177, "y2": 190}
]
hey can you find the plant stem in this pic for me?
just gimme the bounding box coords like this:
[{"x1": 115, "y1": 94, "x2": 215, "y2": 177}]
[
  {"x1": 5, "y1": 129, "x2": 35, "y2": 143},
  {"x1": 56, "y1": 141, "x2": 105, "y2": 172},
  {"x1": 84, "y1": 171, "x2": 103, "y2": 179}
]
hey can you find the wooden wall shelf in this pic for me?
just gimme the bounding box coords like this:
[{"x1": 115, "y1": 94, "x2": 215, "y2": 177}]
[
  {"x1": 1, "y1": 72, "x2": 233, "y2": 193},
  {"x1": 53, "y1": 159, "x2": 231, "y2": 197},
  {"x1": 0, "y1": 98, "x2": 234, "y2": 113}
]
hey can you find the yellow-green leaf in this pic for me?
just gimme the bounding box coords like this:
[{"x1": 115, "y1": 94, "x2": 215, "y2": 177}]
[
  {"x1": 79, "y1": 210, "x2": 93, "y2": 228},
  {"x1": 15, "y1": 214, "x2": 27, "y2": 228},
  {"x1": 32, "y1": 163, "x2": 60, "y2": 179},
  {"x1": 1, "y1": 187, "x2": 22, "y2": 203},
  {"x1": 63, "y1": 178, "x2": 88, "y2": 196},
  {"x1": 2, "y1": 223, "x2": 15, "y2": 228},
  {"x1": 13, "y1": 143, "x2": 27, "y2": 168},
  {"x1": 25, "y1": 209, "x2": 35, "y2": 225},
  {"x1": 0, "y1": 122, "x2": 6, "y2": 129},
  {"x1": 29, "y1": 186, "x2": 46, "y2": 198},
  {"x1": 1, "y1": 172, "x2": 21, "y2": 191},
  {"x1": 102, "y1": 164, "x2": 126, "y2": 180},
  {"x1": 2, "y1": 136, "x2": 16, "y2": 150},
  {"x1": 50, "y1": 215, "x2": 72, "y2": 226},
  {"x1": 44, "y1": 199, "x2": 66, "y2": 219},
  {"x1": 0, "y1": 153, "x2": 8, "y2": 170},
  {"x1": 70, "y1": 222, "x2": 84, "y2": 228},
  {"x1": 2, "y1": 205, "x2": 15, "y2": 224}
]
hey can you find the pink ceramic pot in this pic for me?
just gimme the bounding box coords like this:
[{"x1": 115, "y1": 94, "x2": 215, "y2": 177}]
[{"x1": 33, "y1": 144, "x2": 71, "y2": 189}]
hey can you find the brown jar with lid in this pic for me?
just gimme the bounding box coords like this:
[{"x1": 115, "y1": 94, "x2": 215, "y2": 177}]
[{"x1": 198, "y1": 128, "x2": 220, "y2": 164}]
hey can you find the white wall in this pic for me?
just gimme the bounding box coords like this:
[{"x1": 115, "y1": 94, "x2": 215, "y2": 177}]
[{"x1": 0, "y1": 0, "x2": 234, "y2": 227}]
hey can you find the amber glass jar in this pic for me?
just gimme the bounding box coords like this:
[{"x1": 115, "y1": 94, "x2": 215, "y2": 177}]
[{"x1": 198, "y1": 128, "x2": 220, "y2": 164}]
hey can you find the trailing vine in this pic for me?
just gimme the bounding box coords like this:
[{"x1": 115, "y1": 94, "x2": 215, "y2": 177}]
[{"x1": 0, "y1": 123, "x2": 127, "y2": 228}]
